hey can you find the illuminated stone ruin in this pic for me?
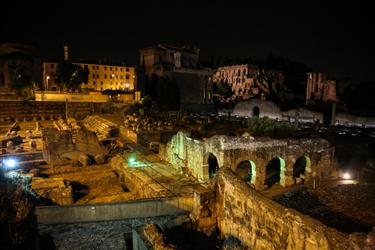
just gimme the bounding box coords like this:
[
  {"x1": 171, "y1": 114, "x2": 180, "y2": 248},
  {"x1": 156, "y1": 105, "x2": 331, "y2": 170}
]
[{"x1": 159, "y1": 131, "x2": 335, "y2": 190}]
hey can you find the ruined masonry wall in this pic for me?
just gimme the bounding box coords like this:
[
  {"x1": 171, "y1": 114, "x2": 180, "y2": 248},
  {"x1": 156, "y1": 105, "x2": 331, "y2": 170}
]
[{"x1": 216, "y1": 168, "x2": 372, "y2": 250}]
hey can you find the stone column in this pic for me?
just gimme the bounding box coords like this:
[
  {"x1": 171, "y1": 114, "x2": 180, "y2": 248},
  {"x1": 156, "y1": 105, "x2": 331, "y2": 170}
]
[{"x1": 280, "y1": 156, "x2": 295, "y2": 187}]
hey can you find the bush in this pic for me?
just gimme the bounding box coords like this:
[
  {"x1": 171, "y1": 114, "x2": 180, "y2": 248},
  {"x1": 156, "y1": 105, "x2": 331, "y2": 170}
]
[{"x1": 247, "y1": 117, "x2": 297, "y2": 138}]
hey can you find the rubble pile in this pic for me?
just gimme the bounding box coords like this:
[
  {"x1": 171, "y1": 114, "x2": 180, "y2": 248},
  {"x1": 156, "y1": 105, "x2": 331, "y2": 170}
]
[
  {"x1": 142, "y1": 224, "x2": 176, "y2": 250},
  {"x1": 43, "y1": 126, "x2": 107, "y2": 166},
  {"x1": 124, "y1": 114, "x2": 175, "y2": 133},
  {"x1": 82, "y1": 115, "x2": 118, "y2": 140},
  {"x1": 32, "y1": 177, "x2": 73, "y2": 205}
]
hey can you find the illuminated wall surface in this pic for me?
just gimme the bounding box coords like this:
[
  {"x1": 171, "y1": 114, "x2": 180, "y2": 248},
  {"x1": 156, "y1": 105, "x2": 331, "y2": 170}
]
[{"x1": 43, "y1": 62, "x2": 136, "y2": 91}]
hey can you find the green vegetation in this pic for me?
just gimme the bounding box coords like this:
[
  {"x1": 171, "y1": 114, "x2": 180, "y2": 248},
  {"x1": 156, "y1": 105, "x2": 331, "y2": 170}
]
[
  {"x1": 0, "y1": 172, "x2": 37, "y2": 249},
  {"x1": 213, "y1": 81, "x2": 233, "y2": 98},
  {"x1": 247, "y1": 117, "x2": 297, "y2": 138},
  {"x1": 213, "y1": 81, "x2": 235, "y2": 109},
  {"x1": 55, "y1": 61, "x2": 89, "y2": 90},
  {"x1": 6, "y1": 55, "x2": 40, "y2": 99}
]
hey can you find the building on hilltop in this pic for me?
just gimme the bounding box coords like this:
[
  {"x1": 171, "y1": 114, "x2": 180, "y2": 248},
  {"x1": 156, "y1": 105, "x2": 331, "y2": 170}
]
[
  {"x1": 43, "y1": 61, "x2": 136, "y2": 92},
  {"x1": 306, "y1": 72, "x2": 338, "y2": 104},
  {"x1": 212, "y1": 64, "x2": 284, "y2": 101},
  {"x1": 139, "y1": 44, "x2": 201, "y2": 78},
  {"x1": 138, "y1": 44, "x2": 213, "y2": 112},
  {"x1": 43, "y1": 46, "x2": 136, "y2": 92}
]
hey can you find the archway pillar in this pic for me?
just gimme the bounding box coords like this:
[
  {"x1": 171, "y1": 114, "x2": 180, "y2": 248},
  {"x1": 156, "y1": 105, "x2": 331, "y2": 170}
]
[
  {"x1": 202, "y1": 164, "x2": 209, "y2": 180},
  {"x1": 280, "y1": 156, "x2": 295, "y2": 187},
  {"x1": 252, "y1": 159, "x2": 267, "y2": 191}
]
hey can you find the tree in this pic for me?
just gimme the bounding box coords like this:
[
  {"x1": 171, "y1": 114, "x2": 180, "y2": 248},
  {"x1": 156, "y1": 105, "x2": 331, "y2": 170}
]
[
  {"x1": 4, "y1": 52, "x2": 35, "y2": 98},
  {"x1": 214, "y1": 81, "x2": 233, "y2": 98},
  {"x1": 55, "y1": 61, "x2": 89, "y2": 90}
]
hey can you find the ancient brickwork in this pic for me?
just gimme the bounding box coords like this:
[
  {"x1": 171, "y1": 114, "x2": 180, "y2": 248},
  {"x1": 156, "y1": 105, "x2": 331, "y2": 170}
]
[
  {"x1": 160, "y1": 132, "x2": 335, "y2": 190},
  {"x1": 215, "y1": 168, "x2": 375, "y2": 250},
  {"x1": 42, "y1": 127, "x2": 107, "y2": 166}
]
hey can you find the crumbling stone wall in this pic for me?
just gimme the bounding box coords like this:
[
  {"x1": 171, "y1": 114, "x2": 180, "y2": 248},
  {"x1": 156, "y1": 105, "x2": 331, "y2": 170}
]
[
  {"x1": 75, "y1": 129, "x2": 107, "y2": 157},
  {"x1": 160, "y1": 132, "x2": 335, "y2": 189},
  {"x1": 43, "y1": 128, "x2": 75, "y2": 165},
  {"x1": 42, "y1": 128, "x2": 107, "y2": 166},
  {"x1": 215, "y1": 168, "x2": 375, "y2": 250}
]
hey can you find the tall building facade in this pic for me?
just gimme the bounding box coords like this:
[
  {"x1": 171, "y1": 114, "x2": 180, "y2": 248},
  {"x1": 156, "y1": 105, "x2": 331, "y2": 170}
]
[
  {"x1": 43, "y1": 61, "x2": 136, "y2": 91},
  {"x1": 139, "y1": 44, "x2": 213, "y2": 112}
]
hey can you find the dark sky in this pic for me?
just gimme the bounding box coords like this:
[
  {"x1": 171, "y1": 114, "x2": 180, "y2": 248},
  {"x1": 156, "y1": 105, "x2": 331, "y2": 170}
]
[{"x1": 1, "y1": 0, "x2": 374, "y2": 82}]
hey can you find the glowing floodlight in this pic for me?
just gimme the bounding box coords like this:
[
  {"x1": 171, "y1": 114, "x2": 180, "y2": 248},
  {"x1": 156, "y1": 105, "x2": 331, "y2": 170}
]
[
  {"x1": 342, "y1": 172, "x2": 351, "y2": 180},
  {"x1": 128, "y1": 155, "x2": 136, "y2": 165},
  {"x1": 3, "y1": 158, "x2": 18, "y2": 169}
]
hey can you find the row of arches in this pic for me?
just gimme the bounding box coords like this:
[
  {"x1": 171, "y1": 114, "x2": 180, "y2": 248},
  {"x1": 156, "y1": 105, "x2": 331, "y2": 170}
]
[
  {"x1": 207, "y1": 153, "x2": 311, "y2": 189},
  {"x1": 220, "y1": 68, "x2": 247, "y2": 78}
]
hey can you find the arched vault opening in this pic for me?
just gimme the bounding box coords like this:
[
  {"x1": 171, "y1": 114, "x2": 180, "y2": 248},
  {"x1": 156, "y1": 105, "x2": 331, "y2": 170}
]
[
  {"x1": 208, "y1": 153, "x2": 219, "y2": 178},
  {"x1": 265, "y1": 157, "x2": 285, "y2": 188},
  {"x1": 293, "y1": 155, "x2": 311, "y2": 179},
  {"x1": 236, "y1": 160, "x2": 256, "y2": 183},
  {"x1": 253, "y1": 106, "x2": 260, "y2": 117}
]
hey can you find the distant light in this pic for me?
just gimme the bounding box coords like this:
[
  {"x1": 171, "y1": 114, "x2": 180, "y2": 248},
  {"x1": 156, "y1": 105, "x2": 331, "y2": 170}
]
[
  {"x1": 342, "y1": 172, "x2": 351, "y2": 180},
  {"x1": 3, "y1": 158, "x2": 18, "y2": 169},
  {"x1": 128, "y1": 156, "x2": 136, "y2": 165}
]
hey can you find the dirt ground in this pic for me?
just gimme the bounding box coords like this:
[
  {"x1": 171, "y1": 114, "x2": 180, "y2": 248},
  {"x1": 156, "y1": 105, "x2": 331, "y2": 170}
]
[{"x1": 269, "y1": 180, "x2": 375, "y2": 233}]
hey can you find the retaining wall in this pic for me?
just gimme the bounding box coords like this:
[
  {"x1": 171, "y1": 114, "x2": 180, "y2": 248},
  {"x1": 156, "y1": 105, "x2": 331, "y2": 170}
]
[
  {"x1": 216, "y1": 168, "x2": 374, "y2": 250},
  {"x1": 36, "y1": 197, "x2": 193, "y2": 224}
]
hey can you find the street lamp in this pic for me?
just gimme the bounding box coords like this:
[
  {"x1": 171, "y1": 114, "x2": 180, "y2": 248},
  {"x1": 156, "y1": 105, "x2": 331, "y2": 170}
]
[
  {"x1": 46, "y1": 75, "x2": 50, "y2": 91},
  {"x1": 111, "y1": 74, "x2": 115, "y2": 90}
]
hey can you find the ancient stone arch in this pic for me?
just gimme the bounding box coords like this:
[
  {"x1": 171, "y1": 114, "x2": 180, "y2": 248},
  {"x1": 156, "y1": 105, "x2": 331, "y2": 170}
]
[
  {"x1": 207, "y1": 153, "x2": 219, "y2": 178},
  {"x1": 235, "y1": 160, "x2": 257, "y2": 186},
  {"x1": 293, "y1": 155, "x2": 311, "y2": 181},
  {"x1": 252, "y1": 106, "x2": 260, "y2": 117},
  {"x1": 264, "y1": 157, "x2": 285, "y2": 188}
]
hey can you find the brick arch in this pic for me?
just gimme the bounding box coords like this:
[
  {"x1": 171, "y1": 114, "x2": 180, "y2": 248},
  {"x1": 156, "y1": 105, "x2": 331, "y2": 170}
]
[
  {"x1": 264, "y1": 156, "x2": 286, "y2": 188},
  {"x1": 204, "y1": 152, "x2": 220, "y2": 178},
  {"x1": 233, "y1": 158, "x2": 257, "y2": 186},
  {"x1": 293, "y1": 155, "x2": 311, "y2": 179}
]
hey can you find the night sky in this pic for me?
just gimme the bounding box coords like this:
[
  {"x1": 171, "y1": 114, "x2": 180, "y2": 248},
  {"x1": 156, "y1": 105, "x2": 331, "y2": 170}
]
[{"x1": 1, "y1": 0, "x2": 374, "y2": 82}]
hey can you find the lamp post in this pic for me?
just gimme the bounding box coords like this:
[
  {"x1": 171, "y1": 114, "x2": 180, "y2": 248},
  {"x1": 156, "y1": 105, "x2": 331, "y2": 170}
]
[
  {"x1": 112, "y1": 74, "x2": 116, "y2": 90},
  {"x1": 46, "y1": 75, "x2": 50, "y2": 91}
]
